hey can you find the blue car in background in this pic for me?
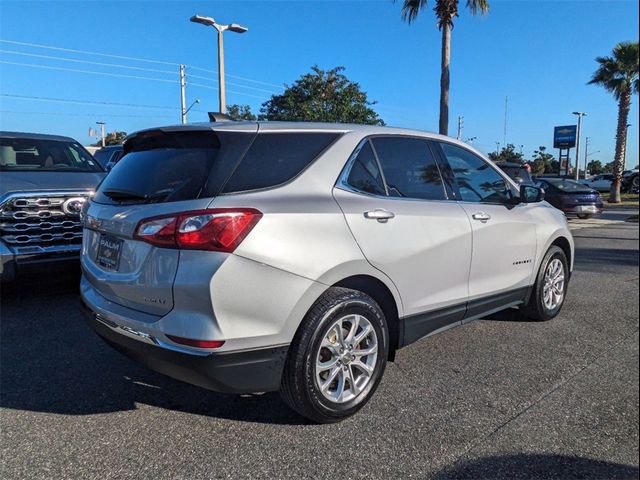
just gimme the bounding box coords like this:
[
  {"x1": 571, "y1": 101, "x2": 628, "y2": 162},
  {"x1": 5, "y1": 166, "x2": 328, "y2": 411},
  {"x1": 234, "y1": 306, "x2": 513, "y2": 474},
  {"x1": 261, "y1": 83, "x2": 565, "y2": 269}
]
[{"x1": 534, "y1": 177, "x2": 604, "y2": 219}]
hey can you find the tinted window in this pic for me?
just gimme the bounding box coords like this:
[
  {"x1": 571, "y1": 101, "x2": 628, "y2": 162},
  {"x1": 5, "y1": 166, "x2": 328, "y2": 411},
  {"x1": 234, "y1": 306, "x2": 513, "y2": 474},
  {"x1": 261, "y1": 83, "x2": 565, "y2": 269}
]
[
  {"x1": 94, "y1": 130, "x2": 253, "y2": 205},
  {"x1": 222, "y1": 132, "x2": 339, "y2": 193},
  {"x1": 547, "y1": 179, "x2": 594, "y2": 193},
  {"x1": 345, "y1": 141, "x2": 385, "y2": 195},
  {"x1": 440, "y1": 143, "x2": 510, "y2": 203},
  {"x1": 93, "y1": 149, "x2": 114, "y2": 167},
  {"x1": 0, "y1": 137, "x2": 102, "y2": 172},
  {"x1": 371, "y1": 137, "x2": 445, "y2": 200}
]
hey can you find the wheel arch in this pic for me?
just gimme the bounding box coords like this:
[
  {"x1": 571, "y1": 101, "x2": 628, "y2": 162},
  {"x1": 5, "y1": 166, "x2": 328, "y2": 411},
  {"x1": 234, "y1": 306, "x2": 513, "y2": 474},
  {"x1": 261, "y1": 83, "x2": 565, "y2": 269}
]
[
  {"x1": 332, "y1": 274, "x2": 401, "y2": 361},
  {"x1": 550, "y1": 235, "x2": 573, "y2": 271}
]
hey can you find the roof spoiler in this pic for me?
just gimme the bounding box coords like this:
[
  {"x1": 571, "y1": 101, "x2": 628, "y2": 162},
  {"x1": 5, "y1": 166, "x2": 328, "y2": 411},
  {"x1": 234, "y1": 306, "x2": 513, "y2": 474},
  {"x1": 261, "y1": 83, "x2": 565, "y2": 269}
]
[{"x1": 208, "y1": 112, "x2": 234, "y2": 122}]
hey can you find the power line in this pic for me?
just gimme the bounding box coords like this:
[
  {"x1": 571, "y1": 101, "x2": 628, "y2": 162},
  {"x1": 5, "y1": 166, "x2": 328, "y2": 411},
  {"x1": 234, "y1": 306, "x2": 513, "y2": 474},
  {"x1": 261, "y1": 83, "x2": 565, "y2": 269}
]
[
  {"x1": 0, "y1": 49, "x2": 177, "y2": 75},
  {"x1": 185, "y1": 73, "x2": 280, "y2": 94},
  {"x1": 1, "y1": 38, "x2": 284, "y2": 89},
  {"x1": 0, "y1": 93, "x2": 179, "y2": 110},
  {"x1": 0, "y1": 39, "x2": 180, "y2": 67},
  {"x1": 0, "y1": 60, "x2": 178, "y2": 84},
  {"x1": 0, "y1": 110, "x2": 176, "y2": 119},
  {"x1": 187, "y1": 82, "x2": 269, "y2": 100},
  {"x1": 187, "y1": 65, "x2": 283, "y2": 88}
]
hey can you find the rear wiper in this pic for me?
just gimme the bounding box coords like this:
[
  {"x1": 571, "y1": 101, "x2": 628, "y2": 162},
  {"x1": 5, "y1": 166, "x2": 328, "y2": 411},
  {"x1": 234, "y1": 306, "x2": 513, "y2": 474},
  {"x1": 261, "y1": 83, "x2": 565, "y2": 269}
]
[{"x1": 101, "y1": 189, "x2": 167, "y2": 202}]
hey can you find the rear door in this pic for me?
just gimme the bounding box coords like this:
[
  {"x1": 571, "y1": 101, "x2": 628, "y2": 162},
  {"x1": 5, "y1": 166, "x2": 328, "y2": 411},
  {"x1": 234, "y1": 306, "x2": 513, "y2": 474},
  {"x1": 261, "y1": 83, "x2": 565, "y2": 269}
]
[
  {"x1": 334, "y1": 136, "x2": 472, "y2": 329},
  {"x1": 434, "y1": 141, "x2": 538, "y2": 310},
  {"x1": 82, "y1": 126, "x2": 257, "y2": 315}
]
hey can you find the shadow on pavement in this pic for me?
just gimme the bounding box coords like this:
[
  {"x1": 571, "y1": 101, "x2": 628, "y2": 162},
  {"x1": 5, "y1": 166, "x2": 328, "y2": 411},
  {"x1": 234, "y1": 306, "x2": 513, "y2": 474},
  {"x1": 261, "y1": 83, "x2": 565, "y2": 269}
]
[
  {"x1": 0, "y1": 273, "x2": 307, "y2": 426},
  {"x1": 575, "y1": 247, "x2": 639, "y2": 270},
  {"x1": 433, "y1": 454, "x2": 640, "y2": 480}
]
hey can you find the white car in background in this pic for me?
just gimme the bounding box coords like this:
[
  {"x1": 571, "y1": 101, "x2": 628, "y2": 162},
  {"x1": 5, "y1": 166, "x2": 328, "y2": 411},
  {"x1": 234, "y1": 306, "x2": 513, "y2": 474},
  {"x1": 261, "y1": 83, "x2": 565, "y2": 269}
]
[{"x1": 581, "y1": 174, "x2": 613, "y2": 192}]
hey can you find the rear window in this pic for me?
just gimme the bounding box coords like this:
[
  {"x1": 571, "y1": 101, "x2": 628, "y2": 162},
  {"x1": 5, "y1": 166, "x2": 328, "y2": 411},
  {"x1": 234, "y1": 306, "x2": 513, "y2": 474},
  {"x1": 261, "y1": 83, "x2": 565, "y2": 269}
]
[
  {"x1": 221, "y1": 132, "x2": 340, "y2": 193},
  {"x1": 548, "y1": 179, "x2": 595, "y2": 193},
  {"x1": 0, "y1": 137, "x2": 102, "y2": 172},
  {"x1": 93, "y1": 130, "x2": 339, "y2": 205},
  {"x1": 93, "y1": 130, "x2": 253, "y2": 205}
]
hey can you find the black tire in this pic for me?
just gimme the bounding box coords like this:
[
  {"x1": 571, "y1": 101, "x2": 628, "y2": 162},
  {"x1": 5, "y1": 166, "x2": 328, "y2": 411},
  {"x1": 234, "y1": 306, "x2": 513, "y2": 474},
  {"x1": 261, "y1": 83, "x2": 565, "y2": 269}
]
[
  {"x1": 280, "y1": 287, "x2": 389, "y2": 423},
  {"x1": 523, "y1": 246, "x2": 569, "y2": 321},
  {"x1": 577, "y1": 213, "x2": 592, "y2": 219}
]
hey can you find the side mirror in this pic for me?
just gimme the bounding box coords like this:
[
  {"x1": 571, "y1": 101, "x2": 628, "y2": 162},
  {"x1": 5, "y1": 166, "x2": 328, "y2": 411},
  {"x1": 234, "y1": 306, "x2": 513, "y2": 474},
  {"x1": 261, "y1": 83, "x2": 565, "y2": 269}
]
[{"x1": 520, "y1": 185, "x2": 545, "y2": 203}]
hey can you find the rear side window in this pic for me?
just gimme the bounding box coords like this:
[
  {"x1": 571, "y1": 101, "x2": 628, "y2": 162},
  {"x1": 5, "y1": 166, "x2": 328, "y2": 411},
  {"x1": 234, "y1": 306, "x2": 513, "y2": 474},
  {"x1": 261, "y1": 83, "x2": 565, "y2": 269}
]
[
  {"x1": 345, "y1": 141, "x2": 386, "y2": 195},
  {"x1": 371, "y1": 137, "x2": 446, "y2": 200},
  {"x1": 222, "y1": 132, "x2": 340, "y2": 193},
  {"x1": 94, "y1": 130, "x2": 254, "y2": 205}
]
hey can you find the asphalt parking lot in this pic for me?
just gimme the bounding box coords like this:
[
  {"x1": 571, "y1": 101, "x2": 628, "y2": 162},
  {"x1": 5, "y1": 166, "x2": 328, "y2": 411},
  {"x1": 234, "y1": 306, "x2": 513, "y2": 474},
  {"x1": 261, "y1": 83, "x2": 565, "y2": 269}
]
[{"x1": 1, "y1": 217, "x2": 638, "y2": 479}]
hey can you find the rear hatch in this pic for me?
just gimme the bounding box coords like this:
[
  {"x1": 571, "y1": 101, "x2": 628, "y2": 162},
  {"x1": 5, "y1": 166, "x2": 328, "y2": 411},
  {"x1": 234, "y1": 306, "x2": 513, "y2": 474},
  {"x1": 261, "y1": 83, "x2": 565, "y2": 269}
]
[{"x1": 81, "y1": 124, "x2": 257, "y2": 316}]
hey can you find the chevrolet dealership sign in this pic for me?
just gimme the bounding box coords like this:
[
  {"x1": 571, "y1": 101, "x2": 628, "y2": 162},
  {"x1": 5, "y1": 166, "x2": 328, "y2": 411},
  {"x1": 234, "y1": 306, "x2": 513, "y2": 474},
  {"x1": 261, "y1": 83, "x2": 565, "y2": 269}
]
[{"x1": 553, "y1": 125, "x2": 577, "y2": 149}]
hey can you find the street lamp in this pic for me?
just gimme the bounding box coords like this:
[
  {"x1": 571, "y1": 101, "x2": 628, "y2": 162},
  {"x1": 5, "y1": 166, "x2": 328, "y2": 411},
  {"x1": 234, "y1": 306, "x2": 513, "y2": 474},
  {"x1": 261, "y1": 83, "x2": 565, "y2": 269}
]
[
  {"x1": 572, "y1": 111, "x2": 587, "y2": 180},
  {"x1": 190, "y1": 14, "x2": 248, "y2": 114},
  {"x1": 184, "y1": 99, "x2": 200, "y2": 117}
]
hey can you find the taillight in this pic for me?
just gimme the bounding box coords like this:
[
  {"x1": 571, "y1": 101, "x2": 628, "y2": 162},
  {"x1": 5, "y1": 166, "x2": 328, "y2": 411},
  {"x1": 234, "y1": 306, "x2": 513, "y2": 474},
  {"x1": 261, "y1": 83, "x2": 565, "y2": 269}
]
[{"x1": 134, "y1": 208, "x2": 262, "y2": 252}]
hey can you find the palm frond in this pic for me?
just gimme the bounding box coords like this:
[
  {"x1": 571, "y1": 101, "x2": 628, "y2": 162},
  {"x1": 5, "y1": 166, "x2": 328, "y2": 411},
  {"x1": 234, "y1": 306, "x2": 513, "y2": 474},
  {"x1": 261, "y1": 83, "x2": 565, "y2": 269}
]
[
  {"x1": 398, "y1": 0, "x2": 429, "y2": 24},
  {"x1": 466, "y1": 0, "x2": 490, "y2": 15}
]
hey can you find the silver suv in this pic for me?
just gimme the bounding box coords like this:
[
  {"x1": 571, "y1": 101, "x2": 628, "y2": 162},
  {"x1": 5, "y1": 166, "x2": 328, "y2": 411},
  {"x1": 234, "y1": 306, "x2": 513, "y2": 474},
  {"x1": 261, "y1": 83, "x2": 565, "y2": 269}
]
[{"x1": 80, "y1": 122, "x2": 574, "y2": 423}]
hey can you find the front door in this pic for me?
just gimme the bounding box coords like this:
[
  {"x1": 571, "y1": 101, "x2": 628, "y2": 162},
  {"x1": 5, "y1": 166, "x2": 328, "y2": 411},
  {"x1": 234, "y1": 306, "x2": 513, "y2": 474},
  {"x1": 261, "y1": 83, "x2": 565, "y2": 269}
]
[{"x1": 434, "y1": 141, "x2": 538, "y2": 310}]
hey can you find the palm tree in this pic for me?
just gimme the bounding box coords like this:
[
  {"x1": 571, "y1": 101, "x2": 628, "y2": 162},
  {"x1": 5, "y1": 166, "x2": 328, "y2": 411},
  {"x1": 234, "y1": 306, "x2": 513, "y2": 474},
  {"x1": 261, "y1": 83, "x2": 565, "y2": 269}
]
[
  {"x1": 399, "y1": 0, "x2": 489, "y2": 136},
  {"x1": 588, "y1": 41, "x2": 639, "y2": 203}
]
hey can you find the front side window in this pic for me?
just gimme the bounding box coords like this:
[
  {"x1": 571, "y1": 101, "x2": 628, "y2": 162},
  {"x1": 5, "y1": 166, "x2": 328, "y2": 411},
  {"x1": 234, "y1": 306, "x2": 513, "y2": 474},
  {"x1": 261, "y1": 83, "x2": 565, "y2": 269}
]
[
  {"x1": 345, "y1": 141, "x2": 386, "y2": 195},
  {"x1": 0, "y1": 137, "x2": 102, "y2": 172},
  {"x1": 439, "y1": 143, "x2": 511, "y2": 203},
  {"x1": 372, "y1": 137, "x2": 446, "y2": 201}
]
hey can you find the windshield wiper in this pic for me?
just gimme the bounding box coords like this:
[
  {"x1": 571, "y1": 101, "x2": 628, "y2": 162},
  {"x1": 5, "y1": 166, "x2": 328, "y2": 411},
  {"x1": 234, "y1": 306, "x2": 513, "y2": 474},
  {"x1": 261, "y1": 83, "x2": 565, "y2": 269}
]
[{"x1": 101, "y1": 189, "x2": 167, "y2": 202}]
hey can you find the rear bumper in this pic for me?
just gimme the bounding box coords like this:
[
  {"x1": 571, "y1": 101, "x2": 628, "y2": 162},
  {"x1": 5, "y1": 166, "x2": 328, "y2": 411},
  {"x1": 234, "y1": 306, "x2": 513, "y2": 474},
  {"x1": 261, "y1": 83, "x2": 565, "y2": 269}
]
[
  {"x1": 80, "y1": 299, "x2": 289, "y2": 394},
  {"x1": 561, "y1": 205, "x2": 603, "y2": 215}
]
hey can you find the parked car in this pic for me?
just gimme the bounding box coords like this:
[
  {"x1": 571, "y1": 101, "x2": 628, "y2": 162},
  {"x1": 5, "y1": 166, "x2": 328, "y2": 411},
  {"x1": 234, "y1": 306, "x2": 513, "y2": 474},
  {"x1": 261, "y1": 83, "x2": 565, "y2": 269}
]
[
  {"x1": 581, "y1": 174, "x2": 613, "y2": 192},
  {"x1": 0, "y1": 131, "x2": 105, "y2": 281},
  {"x1": 93, "y1": 144, "x2": 124, "y2": 170},
  {"x1": 534, "y1": 178, "x2": 603, "y2": 219},
  {"x1": 80, "y1": 122, "x2": 574, "y2": 423},
  {"x1": 495, "y1": 161, "x2": 534, "y2": 185},
  {"x1": 622, "y1": 169, "x2": 639, "y2": 194}
]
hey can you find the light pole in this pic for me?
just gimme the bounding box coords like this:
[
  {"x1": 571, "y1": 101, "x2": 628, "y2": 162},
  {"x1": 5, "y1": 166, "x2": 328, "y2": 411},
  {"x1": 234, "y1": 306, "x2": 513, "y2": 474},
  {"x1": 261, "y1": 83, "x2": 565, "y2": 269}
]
[
  {"x1": 190, "y1": 14, "x2": 248, "y2": 114},
  {"x1": 572, "y1": 111, "x2": 587, "y2": 180},
  {"x1": 181, "y1": 99, "x2": 201, "y2": 124},
  {"x1": 96, "y1": 121, "x2": 105, "y2": 147},
  {"x1": 464, "y1": 136, "x2": 477, "y2": 144}
]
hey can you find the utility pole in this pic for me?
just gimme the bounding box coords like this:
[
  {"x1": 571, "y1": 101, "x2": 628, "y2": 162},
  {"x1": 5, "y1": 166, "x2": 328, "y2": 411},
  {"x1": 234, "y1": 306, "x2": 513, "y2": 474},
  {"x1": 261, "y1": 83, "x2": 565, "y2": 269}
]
[
  {"x1": 572, "y1": 111, "x2": 587, "y2": 181},
  {"x1": 457, "y1": 115, "x2": 464, "y2": 140},
  {"x1": 180, "y1": 64, "x2": 187, "y2": 124},
  {"x1": 495, "y1": 141, "x2": 500, "y2": 156},
  {"x1": 503, "y1": 96, "x2": 508, "y2": 147},
  {"x1": 96, "y1": 121, "x2": 105, "y2": 147},
  {"x1": 583, "y1": 137, "x2": 590, "y2": 179}
]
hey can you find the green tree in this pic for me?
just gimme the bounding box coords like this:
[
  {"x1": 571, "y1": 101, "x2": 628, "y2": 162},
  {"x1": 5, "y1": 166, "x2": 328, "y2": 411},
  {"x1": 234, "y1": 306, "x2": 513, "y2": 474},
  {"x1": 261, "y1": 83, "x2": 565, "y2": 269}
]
[
  {"x1": 227, "y1": 104, "x2": 257, "y2": 121},
  {"x1": 603, "y1": 161, "x2": 616, "y2": 173},
  {"x1": 588, "y1": 41, "x2": 639, "y2": 202},
  {"x1": 487, "y1": 143, "x2": 523, "y2": 163},
  {"x1": 531, "y1": 146, "x2": 555, "y2": 174},
  {"x1": 94, "y1": 131, "x2": 127, "y2": 147},
  {"x1": 587, "y1": 159, "x2": 604, "y2": 175},
  {"x1": 260, "y1": 66, "x2": 384, "y2": 125},
  {"x1": 398, "y1": 0, "x2": 489, "y2": 135}
]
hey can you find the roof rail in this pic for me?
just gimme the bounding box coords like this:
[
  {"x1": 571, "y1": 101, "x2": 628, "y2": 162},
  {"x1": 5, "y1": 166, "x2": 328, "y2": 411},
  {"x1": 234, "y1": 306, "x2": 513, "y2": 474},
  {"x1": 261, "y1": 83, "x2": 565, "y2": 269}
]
[{"x1": 208, "y1": 112, "x2": 235, "y2": 122}]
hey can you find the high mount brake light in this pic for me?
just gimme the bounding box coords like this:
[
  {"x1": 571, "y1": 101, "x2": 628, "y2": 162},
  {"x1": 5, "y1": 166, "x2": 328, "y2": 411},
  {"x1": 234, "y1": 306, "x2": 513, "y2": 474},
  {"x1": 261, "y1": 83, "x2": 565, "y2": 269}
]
[{"x1": 134, "y1": 208, "x2": 262, "y2": 252}]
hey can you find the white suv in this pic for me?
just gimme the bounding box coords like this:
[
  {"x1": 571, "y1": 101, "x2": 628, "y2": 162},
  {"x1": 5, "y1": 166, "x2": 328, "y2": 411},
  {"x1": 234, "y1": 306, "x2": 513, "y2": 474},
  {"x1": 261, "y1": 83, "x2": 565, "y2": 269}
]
[{"x1": 80, "y1": 122, "x2": 574, "y2": 423}]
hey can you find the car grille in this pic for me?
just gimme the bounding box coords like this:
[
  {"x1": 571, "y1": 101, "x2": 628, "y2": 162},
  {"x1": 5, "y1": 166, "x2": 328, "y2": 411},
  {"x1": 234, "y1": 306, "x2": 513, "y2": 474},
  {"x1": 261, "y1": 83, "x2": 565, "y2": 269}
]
[{"x1": 0, "y1": 192, "x2": 92, "y2": 254}]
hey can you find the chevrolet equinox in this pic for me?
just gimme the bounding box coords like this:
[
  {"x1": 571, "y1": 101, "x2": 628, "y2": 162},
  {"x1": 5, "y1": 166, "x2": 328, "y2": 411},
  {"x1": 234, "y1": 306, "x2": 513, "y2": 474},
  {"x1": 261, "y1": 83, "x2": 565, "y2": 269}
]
[{"x1": 80, "y1": 122, "x2": 574, "y2": 423}]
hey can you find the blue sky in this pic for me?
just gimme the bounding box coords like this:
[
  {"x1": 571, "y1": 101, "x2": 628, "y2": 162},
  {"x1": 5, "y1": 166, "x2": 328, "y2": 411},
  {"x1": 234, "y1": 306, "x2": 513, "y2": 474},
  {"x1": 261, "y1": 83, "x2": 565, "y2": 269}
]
[{"x1": 0, "y1": 0, "x2": 638, "y2": 166}]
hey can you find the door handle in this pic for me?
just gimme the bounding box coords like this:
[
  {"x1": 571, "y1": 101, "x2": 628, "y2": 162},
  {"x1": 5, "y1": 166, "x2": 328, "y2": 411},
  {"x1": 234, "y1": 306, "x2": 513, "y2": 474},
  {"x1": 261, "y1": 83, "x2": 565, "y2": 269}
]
[
  {"x1": 472, "y1": 212, "x2": 491, "y2": 223},
  {"x1": 364, "y1": 209, "x2": 395, "y2": 223}
]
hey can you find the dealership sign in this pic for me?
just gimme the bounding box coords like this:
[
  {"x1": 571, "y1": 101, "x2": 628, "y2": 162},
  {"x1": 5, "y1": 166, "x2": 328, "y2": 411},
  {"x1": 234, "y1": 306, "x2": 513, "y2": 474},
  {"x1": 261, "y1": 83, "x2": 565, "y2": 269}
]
[{"x1": 553, "y1": 125, "x2": 577, "y2": 149}]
